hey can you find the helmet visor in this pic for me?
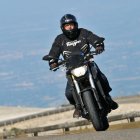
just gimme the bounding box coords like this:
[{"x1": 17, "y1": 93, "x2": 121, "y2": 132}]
[{"x1": 63, "y1": 23, "x2": 75, "y2": 30}]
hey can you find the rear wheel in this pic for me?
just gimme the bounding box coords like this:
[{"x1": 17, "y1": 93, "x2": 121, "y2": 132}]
[{"x1": 82, "y1": 90, "x2": 109, "y2": 131}]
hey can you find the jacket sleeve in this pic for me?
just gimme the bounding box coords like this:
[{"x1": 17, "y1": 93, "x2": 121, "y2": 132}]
[
  {"x1": 48, "y1": 36, "x2": 62, "y2": 61},
  {"x1": 86, "y1": 30, "x2": 105, "y2": 48}
]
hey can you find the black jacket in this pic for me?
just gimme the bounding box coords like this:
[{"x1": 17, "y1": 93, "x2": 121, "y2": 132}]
[{"x1": 48, "y1": 28, "x2": 104, "y2": 60}]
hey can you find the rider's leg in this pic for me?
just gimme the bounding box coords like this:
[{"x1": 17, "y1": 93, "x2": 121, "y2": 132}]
[
  {"x1": 65, "y1": 81, "x2": 75, "y2": 105},
  {"x1": 99, "y1": 72, "x2": 118, "y2": 110},
  {"x1": 91, "y1": 62, "x2": 118, "y2": 110},
  {"x1": 65, "y1": 81, "x2": 81, "y2": 118}
]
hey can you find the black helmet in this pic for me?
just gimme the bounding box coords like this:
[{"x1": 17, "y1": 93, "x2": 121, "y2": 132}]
[{"x1": 60, "y1": 14, "x2": 79, "y2": 39}]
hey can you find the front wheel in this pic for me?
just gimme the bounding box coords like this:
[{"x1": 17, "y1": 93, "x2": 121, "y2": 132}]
[{"x1": 82, "y1": 90, "x2": 109, "y2": 131}]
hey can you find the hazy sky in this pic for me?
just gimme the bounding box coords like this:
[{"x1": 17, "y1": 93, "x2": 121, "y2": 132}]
[{"x1": 0, "y1": 0, "x2": 140, "y2": 107}]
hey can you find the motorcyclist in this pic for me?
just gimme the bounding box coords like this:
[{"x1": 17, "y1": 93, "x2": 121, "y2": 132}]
[{"x1": 44, "y1": 14, "x2": 118, "y2": 118}]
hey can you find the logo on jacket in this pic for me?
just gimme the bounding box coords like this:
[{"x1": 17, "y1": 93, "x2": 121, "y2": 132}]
[
  {"x1": 66, "y1": 40, "x2": 81, "y2": 47},
  {"x1": 62, "y1": 51, "x2": 71, "y2": 58}
]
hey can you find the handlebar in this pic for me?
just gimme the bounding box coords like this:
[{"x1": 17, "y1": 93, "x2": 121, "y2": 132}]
[
  {"x1": 90, "y1": 51, "x2": 98, "y2": 55},
  {"x1": 43, "y1": 51, "x2": 97, "y2": 71}
]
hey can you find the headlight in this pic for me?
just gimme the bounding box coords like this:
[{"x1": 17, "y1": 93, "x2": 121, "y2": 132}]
[{"x1": 71, "y1": 65, "x2": 87, "y2": 77}]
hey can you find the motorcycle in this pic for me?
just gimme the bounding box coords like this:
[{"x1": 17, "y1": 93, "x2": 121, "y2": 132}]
[{"x1": 43, "y1": 50, "x2": 111, "y2": 131}]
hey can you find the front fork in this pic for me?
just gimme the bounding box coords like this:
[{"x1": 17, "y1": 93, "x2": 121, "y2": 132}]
[
  {"x1": 71, "y1": 75, "x2": 85, "y2": 110},
  {"x1": 88, "y1": 69, "x2": 103, "y2": 110}
]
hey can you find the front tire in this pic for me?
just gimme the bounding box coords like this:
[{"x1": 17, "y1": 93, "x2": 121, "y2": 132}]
[{"x1": 82, "y1": 90, "x2": 109, "y2": 131}]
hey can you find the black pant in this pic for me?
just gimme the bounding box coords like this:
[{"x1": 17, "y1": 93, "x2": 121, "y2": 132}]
[{"x1": 65, "y1": 62, "x2": 112, "y2": 105}]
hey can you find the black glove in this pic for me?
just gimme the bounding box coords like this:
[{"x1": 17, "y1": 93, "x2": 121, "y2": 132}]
[
  {"x1": 49, "y1": 63, "x2": 58, "y2": 71},
  {"x1": 95, "y1": 42, "x2": 104, "y2": 54},
  {"x1": 49, "y1": 59, "x2": 58, "y2": 71}
]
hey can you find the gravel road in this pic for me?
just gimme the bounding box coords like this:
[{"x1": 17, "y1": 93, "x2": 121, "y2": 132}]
[{"x1": 12, "y1": 128, "x2": 140, "y2": 140}]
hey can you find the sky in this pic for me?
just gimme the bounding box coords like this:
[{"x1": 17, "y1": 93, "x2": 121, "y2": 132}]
[{"x1": 0, "y1": 0, "x2": 140, "y2": 107}]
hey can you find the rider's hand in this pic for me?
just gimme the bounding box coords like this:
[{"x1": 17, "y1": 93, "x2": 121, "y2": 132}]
[
  {"x1": 49, "y1": 58, "x2": 58, "y2": 71},
  {"x1": 95, "y1": 46, "x2": 104, "y2": 54},
  {"x1": 95, "y1": 42, "x2": 104, "y2": 54},
  {"x1": 49, "y1": 63, "x2": 58, "y2": 71}
]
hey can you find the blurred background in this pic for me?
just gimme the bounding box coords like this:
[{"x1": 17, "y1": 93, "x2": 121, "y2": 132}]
[{"x1": 0, "y1": 0, "x2": 140, "y2": 107}]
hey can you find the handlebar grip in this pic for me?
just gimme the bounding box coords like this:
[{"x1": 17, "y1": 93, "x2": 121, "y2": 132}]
[{"x1": 58, "y1": 60, "x2": 65, "y2": 66}]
